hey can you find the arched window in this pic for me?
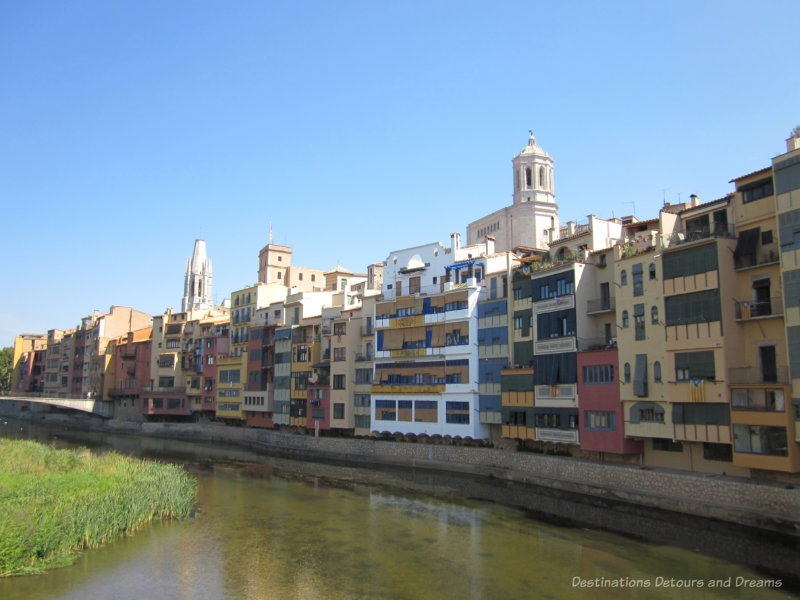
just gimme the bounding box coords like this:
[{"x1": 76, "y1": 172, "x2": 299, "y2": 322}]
[
  {"x1": 525, "y1": 167, "x2": 532, "y2": 188},
  {"x1": 539, "y1": 166, "x2": 545, "y2": 188},
  {"x1": 622, "y1": 310, "x2": 629, "y2": 328},
  {"x1": 620, "y1": 270, "x2": 628, "y2": 285},
  {"x1": 649, "y1": 263, "x2": 656, "y2": 280},
  {"x1": 624, "y1": 363, "x2": 631, "y2": 383},
  {"x1": 651, "y1": 306, "x2": 659, "y2": 324},
  {"x1": 654, "y1": 361, "x2": 662, "y2": 382}
]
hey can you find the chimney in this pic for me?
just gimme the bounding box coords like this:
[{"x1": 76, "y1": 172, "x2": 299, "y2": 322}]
[
  {"x1": 485, "y1": 235, "x2": 495, "y2": 256},
  {"x1": 567, "y1": 221, "x2": 576, "y2": 236},
  {"x1": 787, "y1": 132, "x2": 800, "y2": 152},
  {"x1": 450, "y1": 232, "x2": 461, "y2": 252},
  {"x1": 690, "y1": 194, "x2": 700, "y2": 207}
]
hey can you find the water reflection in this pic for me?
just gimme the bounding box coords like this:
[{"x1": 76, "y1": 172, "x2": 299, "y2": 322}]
[{"x1": 0, "y1": 420, "x2": 796, "y2": 599}]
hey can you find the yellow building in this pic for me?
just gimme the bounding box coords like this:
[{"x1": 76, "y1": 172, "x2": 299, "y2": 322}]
[
  {"x1": 218, "y1": 282, "x2": 288, "y2": 421},
  {"x1": 10, "y1": 334, "x2": 47, "y2": 393},
  {"x1": 727, "y1": 168, "x2": 797, "y2": 471},
  {"x1": 773, "y1": 132, "x2": 800, "y2": 467}
]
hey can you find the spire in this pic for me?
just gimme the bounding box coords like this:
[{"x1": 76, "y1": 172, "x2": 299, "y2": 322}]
[
  {"x1": 182, "y1": 239, "x2": 213, "y2": 312},
  {"x1": 269, "y1": 221, "x2": 273, "y2": 244}
]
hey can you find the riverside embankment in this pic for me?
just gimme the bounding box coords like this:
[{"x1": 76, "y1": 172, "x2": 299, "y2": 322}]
[
  {"x1": 7, "y1": 402, "x2": 794, "y2": 537},
  {"x1": 3, "y1": 405, "x2": 800, "y2": 590}
]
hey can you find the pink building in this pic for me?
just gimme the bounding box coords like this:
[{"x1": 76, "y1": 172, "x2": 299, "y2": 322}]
[
  {"x1": 578, "y1": 348, "x2": 642, "y2": 455},
  {"x1": 201, "y1": 326, "x2": 229, "y2": 415}
]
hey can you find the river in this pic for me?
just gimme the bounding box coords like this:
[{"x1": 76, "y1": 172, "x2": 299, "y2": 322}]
[{"x1": 0, "y1": 419, "x2": 796, "y2": 599}]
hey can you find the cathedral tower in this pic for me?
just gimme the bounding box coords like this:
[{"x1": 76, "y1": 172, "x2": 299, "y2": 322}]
[
  {"x1": 466, "y1": 131, "x2": 560, "y2": 251},
  {"x1": 181, "y1": 239, "x2": 213, "y2": 312}
]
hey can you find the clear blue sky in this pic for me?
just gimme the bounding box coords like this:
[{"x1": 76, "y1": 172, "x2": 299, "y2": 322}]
[{"x1": 2, "y1": 0, "x2": 798, "y2": 346}]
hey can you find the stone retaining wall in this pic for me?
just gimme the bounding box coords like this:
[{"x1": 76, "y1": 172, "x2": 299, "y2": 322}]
[{"x1": 118, "y1": 420, "x2": 800, "y2": 534}]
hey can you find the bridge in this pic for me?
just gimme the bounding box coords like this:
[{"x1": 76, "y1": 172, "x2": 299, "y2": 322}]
[{"x1": 0, "y1": 394, "x2": 113, "y2": 418}]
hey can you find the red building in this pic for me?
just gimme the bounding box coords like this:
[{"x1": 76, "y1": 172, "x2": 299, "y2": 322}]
[
  {"x1": 108, "y1": 327, "x2": 152, "y2": 420},
  {"x1": 245, "y1": 323, "x2": 274, "y2": 429},
  {"x1": 578, "y1": 348, "x2": 642, "y2": 455}
]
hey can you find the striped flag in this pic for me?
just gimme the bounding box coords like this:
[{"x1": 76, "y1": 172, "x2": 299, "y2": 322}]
[{"x1": 690, "y1": 379, "x2": 705, "y2": 402}]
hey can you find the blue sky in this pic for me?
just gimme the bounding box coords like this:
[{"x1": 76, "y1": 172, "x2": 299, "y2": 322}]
[{"x1": 1, "y1": 0, "x2": 798, "y2": 346}]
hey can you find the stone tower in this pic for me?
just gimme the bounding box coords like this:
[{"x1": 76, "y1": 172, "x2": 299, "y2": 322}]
[
  {"x1": 181, "y1": 239, "x2": 213, "y2": 312},
  {"x1": 466, "y1": 131, "x2": 560, "y2": 251}
]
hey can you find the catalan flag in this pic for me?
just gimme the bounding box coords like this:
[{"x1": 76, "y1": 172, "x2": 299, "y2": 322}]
[{"x1": 690, "y1": 379, "x2": 706, "y2": 402}]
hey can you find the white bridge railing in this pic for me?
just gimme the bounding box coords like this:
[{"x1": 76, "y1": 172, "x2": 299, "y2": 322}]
[{"x1": 0, "y1": 394, "x2": 112, "y2": 418}]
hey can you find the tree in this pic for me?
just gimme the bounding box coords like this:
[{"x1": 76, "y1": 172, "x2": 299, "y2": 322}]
[
  {"x1": 0, "y1": 347, "x2": 12, "y2": 393},
  {"x1": 792, "y1": 125, "x2": 800, "y2": 137}
]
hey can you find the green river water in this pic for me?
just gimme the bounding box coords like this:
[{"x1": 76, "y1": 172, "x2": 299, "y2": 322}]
[{"x1": 0, "y1": 419, "x2": 796, "y2": 600}]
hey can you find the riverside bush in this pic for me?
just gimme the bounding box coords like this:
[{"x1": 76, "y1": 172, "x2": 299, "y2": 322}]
[{"x1": 0, "y1": 439, "x2": 197, "y2": 576}]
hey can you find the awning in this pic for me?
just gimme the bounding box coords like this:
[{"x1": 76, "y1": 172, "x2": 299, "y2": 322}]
[
  {"x1": 273, "y1": 328, "x2": 292, "y2": 341},
  {"x1": 733, "y1": 227, "x2": 760, "y2": 258}
]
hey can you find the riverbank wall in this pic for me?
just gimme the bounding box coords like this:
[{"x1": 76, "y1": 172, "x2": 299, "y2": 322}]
[
  {"x1": 3, "y1": 402, "x2": 799, "y2": 538},
  {"x1": 104, "y1": 418, "x2": 800, "y2": 537}
]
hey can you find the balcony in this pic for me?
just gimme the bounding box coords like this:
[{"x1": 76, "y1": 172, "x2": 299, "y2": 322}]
[
  {"x1": 578, "y1": 337, "x2": 617, "y2": 351},
  {"x1": 727, "y1": 366, "x2": 789, "y2": 385},
  {"x1": 361, "y1": 326, "x2": 374, "y2": 337},
  {"x1": 585, "y1": 297, "x2": 616, "y2": 314},
  {"x1": 734, "y1": 249, "x2": 779, "y2": 271},
  {"x1": 355, "y1": 354, "x2": 373, "y2": 362},
  {"x1": 734, "y1": 297, "x2": 783, "y2": 320}
]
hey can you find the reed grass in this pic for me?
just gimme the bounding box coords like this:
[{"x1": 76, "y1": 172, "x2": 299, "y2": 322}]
[{"x1": 0, "y1": 439, "x2": 197, "y2": 576}]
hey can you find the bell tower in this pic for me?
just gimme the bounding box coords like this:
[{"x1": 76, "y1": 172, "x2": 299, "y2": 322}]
[
  {"x1": 181, "y1": 239, "x2": 213, "y2": 312},
  {"x1": 513, "y1": 131, "x2": 556, "y2": 206}
]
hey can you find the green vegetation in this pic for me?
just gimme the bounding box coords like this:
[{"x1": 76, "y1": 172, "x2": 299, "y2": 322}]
[
  {"x1": 0, "y1": 439, "x2": 197, "y2": 576},
  {"x1": 0, "y1": 346, "x2": 11, "y2": 393}
]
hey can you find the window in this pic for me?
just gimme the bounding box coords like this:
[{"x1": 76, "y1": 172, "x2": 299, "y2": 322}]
[
  {"x1": 218, "y1": 369, "x2": 241, "y2": 384},
  {"x1": 663, "y1": 244, "x2": 718, "y2": 279},
  {"x1": 634, "y1": 305, "x2": 645, "y2": 340},
  {"x1": 582, "y1": 364, "x2": 614, "y2": 384},
  {"x1": 333, "y1": 347, "x2": 346, "y2": 362},
  {"x1": 624, "y1": 363, "x2": 631, "y2": 383},
  {"x1": 653, "y1": 438, "x2": 682, "y2": 452},
  {"x1": 585, "y1": 411, "x2": 616, "y2": 431},
  {"x1": 649, "y1": 263, "x2": 656, "y2": 280},
  {"x1": 653, "y1": 361, "x2": 662, "y2": 383},
  {"x1": 731, "y1": 388, "x2": 784, "y2": 411},
  {"x1": 506, "y1": 410, "x2": 527, "y2": 426},
  {"x1": 675, "y1": 351, "x2": 715, "y2": 381},
  {"x1": 651, "y1": 306, "x2": 659, "y2": 324},
  {"x1": 761, "y1": 230, "x2": 773, "y2": 245},
  {"x1": 333, "y1": 322, "x2": 346, "y2": 336},
  {"x1": 620, "y1": 270, "x2": 627, "y2": 286},
  {"x1": 734, "y1": 425, "x2": 787, "y2": 456},
  {"x1": 664, "y1": 289, "x2": 721, "y2": 326},
  {"x1": 525, "y1": 167, "x2": 532, "y2": 188},
  {"x1": 375, "y1": 399, "x2": 396, "y2": 421},
  {"x1": 535, "y1": 413, "x2": 560, "y2": 428},
  {"x1": 742, "y1": 178, "x2": 774, "y2": 204},
  {"x1": 355, "y1": 369, "x2": 373, "y2": 384},
  {"x1": 703, "y1": 443, "x2": 732, "y2": 462},
  {"x1": 514, "y1": 316, "x2": 524, "y2": 330},
  {"x1": 158, "y1": 377, "x2": 174, "y2": 388},
  {"x1": 333, "y1": 374, "x2": 346, "y2": 390},
  {"x1": 632, "y1": 264, "x2": 643, "y2": 296},
  {"x1": 298, "y1": 272, "x2": 303, "y2": 280},
  {"x1": 622, "y1": 311, "x2": 629, "y2": 328},
  {"x1": 333, "y1": 403, "x2": 344, "y2": 419}
]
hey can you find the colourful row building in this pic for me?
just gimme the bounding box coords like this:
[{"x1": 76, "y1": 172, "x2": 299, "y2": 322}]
[{"x1": 10, "y1": 131, "x2": 800, "y2": 477}]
